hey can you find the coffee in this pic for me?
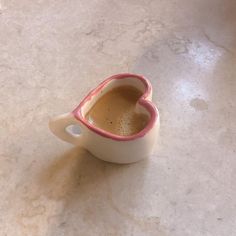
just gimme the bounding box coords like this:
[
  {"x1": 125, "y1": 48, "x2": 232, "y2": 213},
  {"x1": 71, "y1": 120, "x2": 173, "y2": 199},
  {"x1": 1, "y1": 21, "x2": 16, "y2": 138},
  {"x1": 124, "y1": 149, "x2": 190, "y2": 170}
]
[{"x1": 85, "y1": 86, "x2": 149, "y2": 136}]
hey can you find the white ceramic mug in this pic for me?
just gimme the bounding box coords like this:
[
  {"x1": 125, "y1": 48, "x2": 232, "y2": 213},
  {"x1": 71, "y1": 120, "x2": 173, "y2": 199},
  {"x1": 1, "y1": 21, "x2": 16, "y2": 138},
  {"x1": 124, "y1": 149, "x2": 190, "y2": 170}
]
[{"x1": 49, "y1": 73, "x2": 160, "y2": 164}]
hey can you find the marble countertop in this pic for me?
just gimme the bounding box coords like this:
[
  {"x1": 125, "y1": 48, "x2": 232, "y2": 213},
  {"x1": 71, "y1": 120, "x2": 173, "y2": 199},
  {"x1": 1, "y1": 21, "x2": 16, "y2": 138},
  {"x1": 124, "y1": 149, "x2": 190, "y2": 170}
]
[{"x1": 0, "y1": 0, "x2": 236, "y2": 235}]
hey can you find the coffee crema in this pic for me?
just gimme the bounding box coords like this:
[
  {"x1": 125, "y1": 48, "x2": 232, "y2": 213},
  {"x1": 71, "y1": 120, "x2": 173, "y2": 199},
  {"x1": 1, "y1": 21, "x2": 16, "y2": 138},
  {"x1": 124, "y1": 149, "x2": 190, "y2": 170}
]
[{"x1": 85, "y1": 86, "x2": 149, "y2": 136}]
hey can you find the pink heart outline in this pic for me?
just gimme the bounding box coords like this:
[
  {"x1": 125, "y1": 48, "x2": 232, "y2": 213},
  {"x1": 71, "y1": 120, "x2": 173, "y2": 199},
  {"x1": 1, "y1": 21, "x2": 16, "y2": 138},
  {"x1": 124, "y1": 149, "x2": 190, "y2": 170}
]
[{"x1": 72, "y1": 73, "x2": 158, "y2": 141}]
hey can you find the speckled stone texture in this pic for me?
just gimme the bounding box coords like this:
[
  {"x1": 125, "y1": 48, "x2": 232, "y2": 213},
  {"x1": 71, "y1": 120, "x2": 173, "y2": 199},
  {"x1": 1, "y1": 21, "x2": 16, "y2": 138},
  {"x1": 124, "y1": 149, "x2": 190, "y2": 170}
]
[{"x1": 0, "y1": 0, "x2": 236, "y2": 235}]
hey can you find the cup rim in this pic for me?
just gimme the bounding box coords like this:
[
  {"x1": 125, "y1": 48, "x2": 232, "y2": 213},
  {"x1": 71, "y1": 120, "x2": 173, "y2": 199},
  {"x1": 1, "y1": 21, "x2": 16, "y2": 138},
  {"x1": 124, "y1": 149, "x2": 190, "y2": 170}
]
[{"x1": 72, "y1": 73, "x2": 158, "y2": 141}]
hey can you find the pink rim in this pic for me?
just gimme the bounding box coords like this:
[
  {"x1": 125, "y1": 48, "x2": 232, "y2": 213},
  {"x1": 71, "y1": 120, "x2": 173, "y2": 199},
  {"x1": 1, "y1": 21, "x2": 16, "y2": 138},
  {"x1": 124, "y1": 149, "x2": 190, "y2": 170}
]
[{"x1": 72, "y1": 73, "x2": 158, "y2": 141}]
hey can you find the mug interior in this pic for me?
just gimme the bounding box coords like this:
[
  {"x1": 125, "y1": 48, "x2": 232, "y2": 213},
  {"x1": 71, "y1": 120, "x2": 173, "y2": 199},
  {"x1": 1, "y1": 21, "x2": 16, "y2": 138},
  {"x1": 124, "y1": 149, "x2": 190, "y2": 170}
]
[{"x1": 72, "y1": 74, "x2": 157, "y2": 140}]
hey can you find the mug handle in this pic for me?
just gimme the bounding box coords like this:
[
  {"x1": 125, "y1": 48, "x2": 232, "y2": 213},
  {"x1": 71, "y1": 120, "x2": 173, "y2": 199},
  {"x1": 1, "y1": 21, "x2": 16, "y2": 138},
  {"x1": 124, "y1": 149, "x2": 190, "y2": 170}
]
[{"x1": 49, "y1": 112, "x2": 83, "y2": 145}]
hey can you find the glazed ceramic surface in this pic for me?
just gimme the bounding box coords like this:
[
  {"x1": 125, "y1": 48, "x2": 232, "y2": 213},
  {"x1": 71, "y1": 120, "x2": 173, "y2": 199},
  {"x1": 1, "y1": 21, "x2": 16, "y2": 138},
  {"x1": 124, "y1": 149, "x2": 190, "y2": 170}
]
[{"x1": 49, "y1": 74, "x2": 160, "y2": 163}]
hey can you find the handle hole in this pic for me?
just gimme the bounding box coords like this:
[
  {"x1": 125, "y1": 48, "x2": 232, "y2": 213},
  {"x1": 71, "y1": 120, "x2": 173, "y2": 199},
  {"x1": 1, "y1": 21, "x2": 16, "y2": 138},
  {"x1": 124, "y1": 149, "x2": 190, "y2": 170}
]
[{"x1": 66, "y1": 125, "x2": 81, "y2": 136}]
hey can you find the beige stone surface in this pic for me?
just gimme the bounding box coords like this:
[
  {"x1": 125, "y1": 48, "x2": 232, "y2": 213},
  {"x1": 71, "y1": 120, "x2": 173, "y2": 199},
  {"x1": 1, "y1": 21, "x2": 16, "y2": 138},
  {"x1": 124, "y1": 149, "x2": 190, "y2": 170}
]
[{"x1": 0, "y1": 0, "x2": 236, "y2": 235}]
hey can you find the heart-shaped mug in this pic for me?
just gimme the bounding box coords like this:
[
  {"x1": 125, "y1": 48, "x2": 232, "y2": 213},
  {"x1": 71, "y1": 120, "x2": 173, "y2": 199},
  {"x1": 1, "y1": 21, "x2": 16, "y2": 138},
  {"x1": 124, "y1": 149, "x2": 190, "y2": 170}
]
[{"x1": 49, "y1": 73, "x2": 160, "y2": 164}]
